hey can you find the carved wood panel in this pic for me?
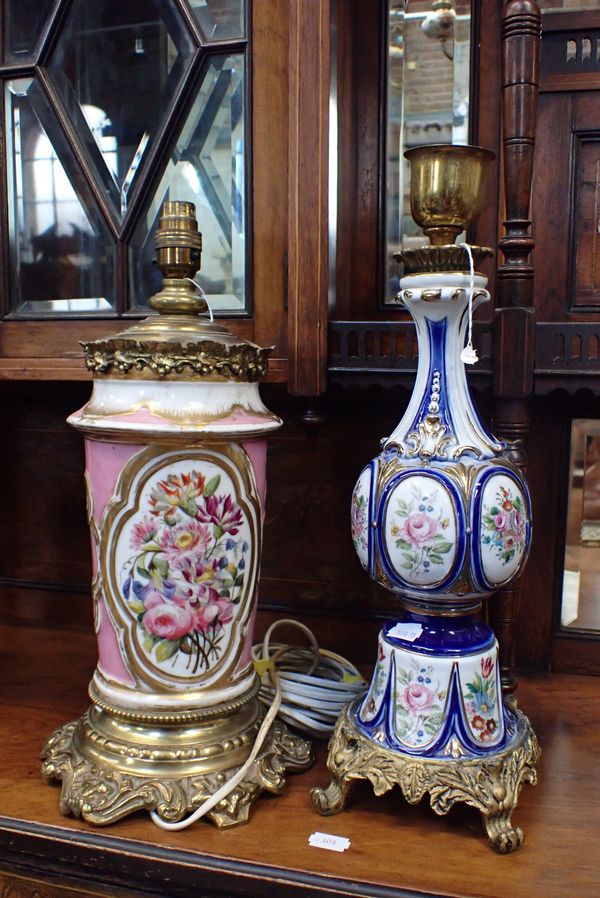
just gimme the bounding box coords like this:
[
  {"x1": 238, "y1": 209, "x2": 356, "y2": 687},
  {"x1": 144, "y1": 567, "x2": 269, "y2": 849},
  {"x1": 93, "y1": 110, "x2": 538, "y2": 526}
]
[
  {"x1": 571, "y1": 133, "x2": 600, "y2": 309},
  {"x1": 533, "y1": 91, "x2": 600, "y2": 321}
]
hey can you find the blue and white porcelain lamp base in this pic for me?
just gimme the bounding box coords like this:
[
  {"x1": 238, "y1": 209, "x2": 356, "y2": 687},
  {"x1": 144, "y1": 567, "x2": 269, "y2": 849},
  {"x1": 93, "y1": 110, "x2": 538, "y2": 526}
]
[
  {"x1": 311, "y1": 145, "x2": 540, "y2": 853},
  {"x1": 312, "y1": 610, "x2": 539, "y2": 853}
]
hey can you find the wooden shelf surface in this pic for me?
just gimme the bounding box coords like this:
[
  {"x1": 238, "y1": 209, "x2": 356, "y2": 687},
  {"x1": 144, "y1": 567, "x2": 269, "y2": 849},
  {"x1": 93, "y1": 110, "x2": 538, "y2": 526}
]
[{"x1": 0, "y1": 619, "x2": 598, "y2": 898}]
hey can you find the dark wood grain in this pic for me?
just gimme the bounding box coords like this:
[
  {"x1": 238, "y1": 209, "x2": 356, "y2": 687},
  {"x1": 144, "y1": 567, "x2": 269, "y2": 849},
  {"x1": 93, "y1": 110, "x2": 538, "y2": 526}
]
[
  {"x1": 287, "y1": 0, "x2": 330, "y2": 396},
  {"x1": 0, "y1": 606, "x2": 598, "y2": 897},
  {"x1": 252, "y1": 0, "x2": 289, "y2": 359},
  {"x1": 334, "y1": 0, "x2": 385, "y2": 321}
]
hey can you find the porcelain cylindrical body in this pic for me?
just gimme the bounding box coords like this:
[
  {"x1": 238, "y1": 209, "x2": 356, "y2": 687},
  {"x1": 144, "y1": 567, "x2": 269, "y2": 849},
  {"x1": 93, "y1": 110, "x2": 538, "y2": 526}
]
[{"x1": 70, "y1": 377, "x2": 281, "y2": 718}]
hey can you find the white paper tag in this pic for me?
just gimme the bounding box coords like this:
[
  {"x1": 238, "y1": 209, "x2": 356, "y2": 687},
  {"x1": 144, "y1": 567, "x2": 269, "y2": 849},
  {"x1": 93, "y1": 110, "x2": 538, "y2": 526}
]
[
  {"x1": 387, "y1": 622, "x2": 423, "y2": 642},
  {"x1": 308, "y1": 832, "x2": 351, "y2": 853},
  {"x1": 460, "y1": 345, "x2": 479, "y2": 365}
]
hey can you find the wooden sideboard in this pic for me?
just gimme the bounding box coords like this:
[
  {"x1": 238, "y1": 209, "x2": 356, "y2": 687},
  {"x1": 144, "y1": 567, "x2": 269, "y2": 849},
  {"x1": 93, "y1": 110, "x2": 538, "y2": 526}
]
[{"x1": 0, "y1": 585, "x2": 598, "y2": 898}]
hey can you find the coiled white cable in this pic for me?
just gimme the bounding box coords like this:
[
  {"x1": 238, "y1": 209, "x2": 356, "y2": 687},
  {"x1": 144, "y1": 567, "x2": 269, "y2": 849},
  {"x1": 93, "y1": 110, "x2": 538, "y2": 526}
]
[
  {"x1": 149, "y1": 618, "x2": 366, "y2": 831},
  {"x1": 252, "y1": 619, "x2": 367, "y2": 739}
]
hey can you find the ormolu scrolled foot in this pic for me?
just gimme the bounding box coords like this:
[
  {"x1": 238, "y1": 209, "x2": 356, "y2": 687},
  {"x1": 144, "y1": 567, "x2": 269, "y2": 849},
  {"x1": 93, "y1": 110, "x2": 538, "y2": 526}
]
[
  {"x1": 313, "y1": 700, "x2": 540, "y2": 851},
  {"x1": 483, "y1": 811, "x2": 524, "y2": 854},
  {"x1": 310, "y1": 774, "x2": 352, "y2": 815}
]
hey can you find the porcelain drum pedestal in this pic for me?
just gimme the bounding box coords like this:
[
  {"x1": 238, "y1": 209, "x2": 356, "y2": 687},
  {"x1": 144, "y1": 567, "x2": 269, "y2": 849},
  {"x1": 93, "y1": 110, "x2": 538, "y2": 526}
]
[{"x1": 312, "y1": 613, "x2": 539, "y2": 853}]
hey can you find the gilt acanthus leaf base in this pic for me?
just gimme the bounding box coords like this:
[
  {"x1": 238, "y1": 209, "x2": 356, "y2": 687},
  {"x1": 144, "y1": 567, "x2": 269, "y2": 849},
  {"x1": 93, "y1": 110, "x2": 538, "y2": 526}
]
[
  {"x1": 311, "y1": 700, "x2": 540, "y2": 854},
  {"x1": 42, "y1": 712, "x2": 313, "y2": 828}
]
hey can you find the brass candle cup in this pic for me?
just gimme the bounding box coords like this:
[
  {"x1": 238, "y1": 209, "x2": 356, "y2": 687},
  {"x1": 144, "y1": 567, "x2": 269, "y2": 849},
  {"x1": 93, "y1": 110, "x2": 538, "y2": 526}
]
[{"x1": 405, "y1": 144, "x2": 495, "y2": 246}]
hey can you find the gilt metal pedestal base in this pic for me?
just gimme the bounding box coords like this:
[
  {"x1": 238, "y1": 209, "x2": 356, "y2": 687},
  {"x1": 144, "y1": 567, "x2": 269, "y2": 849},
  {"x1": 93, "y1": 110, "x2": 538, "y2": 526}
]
[
  {"x1": 42, "y1": 699, "x2": 313, "y2": 827},
  {"x1": 311, "y1": 698, "x2": 540, "y2": 853}
]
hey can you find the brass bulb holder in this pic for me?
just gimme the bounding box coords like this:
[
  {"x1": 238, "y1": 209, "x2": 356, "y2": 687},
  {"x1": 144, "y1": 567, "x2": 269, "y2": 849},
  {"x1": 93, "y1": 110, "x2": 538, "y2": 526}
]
[
  {"x1": 149, "y1": 200, "x2": 207, "y2": 315},
  {"x1": 405, "y1": 144, "x2": 495, "y2": 247}
]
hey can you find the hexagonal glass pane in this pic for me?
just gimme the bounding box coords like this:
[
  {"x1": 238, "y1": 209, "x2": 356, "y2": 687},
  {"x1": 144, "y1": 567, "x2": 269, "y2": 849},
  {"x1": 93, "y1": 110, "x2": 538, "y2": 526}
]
[
  {"x1": 129, "y1": 54, "x2": 247, "y2": 313},
  {"x1": 188, "y1": 0, "x2": 245, "y2": 41},
  {"x1": 47, "y1": 0, "x2": 195, "y2": 218},
  {"x1": 3, "y1": 0, "x2": 57, "y2": 62},
  {"x1": 5, "y1": 78, "x2": 116, "y2": 315}
]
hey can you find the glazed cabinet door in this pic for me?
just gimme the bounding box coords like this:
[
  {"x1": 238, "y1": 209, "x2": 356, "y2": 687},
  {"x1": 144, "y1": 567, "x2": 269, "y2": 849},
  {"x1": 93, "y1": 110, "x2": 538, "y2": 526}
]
[{"x1": 0, "y1": 0, "x2": 290, "y2": 382}]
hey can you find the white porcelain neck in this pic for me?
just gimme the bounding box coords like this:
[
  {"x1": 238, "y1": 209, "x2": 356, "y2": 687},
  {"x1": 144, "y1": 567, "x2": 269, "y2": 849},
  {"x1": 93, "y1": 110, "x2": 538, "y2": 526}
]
[{"x1": 383, "y1": 272, "x2": 502, "y2": 460}]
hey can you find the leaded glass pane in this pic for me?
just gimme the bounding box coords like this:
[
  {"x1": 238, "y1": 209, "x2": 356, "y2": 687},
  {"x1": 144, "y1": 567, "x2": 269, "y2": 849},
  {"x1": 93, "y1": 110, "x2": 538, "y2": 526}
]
[
  {"x1": 188, "y1": 0, "x2": 245, "y2": 41},
  {"x1": 3, "y1": 0, "x2": 56, "y2": 62},
  {"x1": 47, "y1": 0, "x2": 195, "y2": 217},
  {"x1": 129, "y1": 54, "x2": 246, "y2": 313},
  {"x1": 6, "y1": 78, "x2": 115, "y2": 315}
]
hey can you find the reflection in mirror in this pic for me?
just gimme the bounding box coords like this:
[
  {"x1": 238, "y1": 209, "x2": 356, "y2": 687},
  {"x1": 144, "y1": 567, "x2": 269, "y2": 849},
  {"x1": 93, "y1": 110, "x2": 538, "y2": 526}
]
[
  {"x1": 5, "y1": 78, "x2": 115, "y2": 314},
  {"x1": 3, "y1": 0, "x2": 56, "y2": 62},
  {"x1": 385, "y1": 0, "x2": 471, "y2": 305},
  {"x1": 188, "y1": 0, "x2": 245, "y2": 40},
  {"x1": 47, "y1": 0, "x2": 195, "y2": 218},
  {"x1": 561, "y1": 419, "x2": 600, "y2": 632},
  {"x1": 129, "y1": 54, "x2": 246, "y2": 313}
]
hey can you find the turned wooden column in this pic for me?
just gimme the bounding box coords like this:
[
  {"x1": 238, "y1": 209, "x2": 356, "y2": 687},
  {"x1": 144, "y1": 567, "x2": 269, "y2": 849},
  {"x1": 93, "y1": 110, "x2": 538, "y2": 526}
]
[{"x1": 490, "y1": 0, "x2": 541, "y2": 693}]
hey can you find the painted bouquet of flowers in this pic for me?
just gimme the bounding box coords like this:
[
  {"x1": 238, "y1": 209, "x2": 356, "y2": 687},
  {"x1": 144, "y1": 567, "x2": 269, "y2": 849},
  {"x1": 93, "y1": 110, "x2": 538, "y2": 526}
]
[
  {"x1": 395, "y1": 658, "x2": 446, "y2": 745},
  {"x1": 482, "y1": 485, "x2": 526, "y2": 565},
  {"x1": 464, "y1": 656, "x2": 498, "y2": 743},
  {"x1": 121, "y1": 469, "x2": 248, "y2": 674},
  {"x1": 351, "y1": 490, "x2": 368, "y2": 555},
  {"x1": 391, "y1": 483, "x2": 453, "y2": 576}
]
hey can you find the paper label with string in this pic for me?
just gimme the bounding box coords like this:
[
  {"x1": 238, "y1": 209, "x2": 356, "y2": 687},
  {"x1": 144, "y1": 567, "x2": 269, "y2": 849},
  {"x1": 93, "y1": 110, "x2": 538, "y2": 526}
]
[
  {"x1": 460, "y1": 345, "x2": 478, "y2": 365},
  {"x1": 459, "y1": 242, "x2": 478, "y2": 366}
]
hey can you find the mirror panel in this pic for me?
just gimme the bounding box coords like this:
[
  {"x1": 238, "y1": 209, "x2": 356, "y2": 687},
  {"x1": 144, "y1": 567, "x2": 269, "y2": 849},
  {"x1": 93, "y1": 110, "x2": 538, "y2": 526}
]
[
  {"x1": 561, "y1": 419, "x2": 600, "y2": 633},
  {"x1": 2, "y1": 0, "x2": 56, "y2": 62},
  {"x1": 46, "y1": 0, "x2": 195, "y2": 219},
  {"x1": 129, "y1": 54, "x2": 247, "y2": 313},
  {"x1": 385, "y1": 0, "x2": 471, "y2": 305},
  {"x1": 188, "y1": 0, "x2": 245, "y2": 40},
  {"x1": 5, "y1": 77, "x2": 115, "y2": 315}
]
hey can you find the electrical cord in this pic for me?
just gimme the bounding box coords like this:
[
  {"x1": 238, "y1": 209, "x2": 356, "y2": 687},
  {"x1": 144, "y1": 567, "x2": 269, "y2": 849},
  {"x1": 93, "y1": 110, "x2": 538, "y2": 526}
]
[
  {"x1": 149, "y1": 618, "x2": 367, "y2": 831},
  {"x1": 252, "y1": 619, "x2": 367, "y2": 738}
]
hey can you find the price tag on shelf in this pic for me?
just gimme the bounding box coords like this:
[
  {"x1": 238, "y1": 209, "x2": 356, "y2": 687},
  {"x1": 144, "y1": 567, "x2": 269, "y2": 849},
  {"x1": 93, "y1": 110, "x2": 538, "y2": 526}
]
[{"x1": 308, "y1": 832, "x2": 351, "y2": 853}]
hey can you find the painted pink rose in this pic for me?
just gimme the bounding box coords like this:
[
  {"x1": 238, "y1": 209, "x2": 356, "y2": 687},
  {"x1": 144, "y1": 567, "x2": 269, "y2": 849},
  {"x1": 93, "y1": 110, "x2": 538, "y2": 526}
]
[
  {"x1": 402, "y1": 682, "x2": 436, "y2": 715},
  {"x1": 194, "y1": 597, "x2": 234, "y2": 632},
  {"x1": 143, "y1": 602, "x2": 194, "y2": 640},
  {"x1": 493, "y1": 510, "x2": 509, "y2": 532},
  {"x1": 400, "y1": 513, "x2": 438, "y2": 547}
]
